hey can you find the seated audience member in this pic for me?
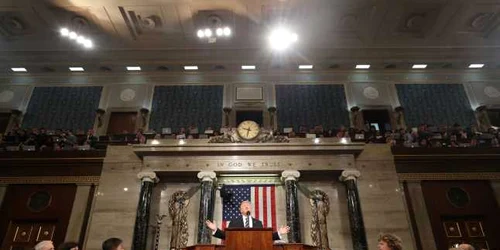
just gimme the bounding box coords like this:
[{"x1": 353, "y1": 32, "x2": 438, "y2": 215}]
[
  {"x1": 85, "y1": 129, "x2": 98, "y2": 148},
  {"x1": 66, "y1": 131, "x2": 78, "y2": 146},
  {"x1": 324, "y1": 129, "x2": 334, "y2": 137},
  {"x1": 418, "y1": 138, "x2": 429, "y2": 148},
  {"x1": 57, "y1": 241, "x2": 78, "y2": 250},
  {"x1": 377, "y1": 233, "x2": 403, "y2": 250},
  {"x1": 492, "y1": 137, "x2": 499, "y2": 147},
  {"x1": 336, "y1": 125, "x2": 347, "y2": 138},
  {"x1": 35, "y1": 240, "x2": 55, "y2": 250},
  {"x1": 135, "y1": 129, "x2": 146, "y2": 144},
  {"x1": 102, "y1": 237, "x2": 125, "y2": 250}
]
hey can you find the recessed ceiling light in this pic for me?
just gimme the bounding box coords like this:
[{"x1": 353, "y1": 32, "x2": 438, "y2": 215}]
[
  {"x1": 468, "y1": 64, "x2": 484, "y2": 69},
  {"x1": 69, "y1": 67, "x2": 84, "y2": 72},
  {"x1": 355, "y1": 64, "x2": 370, "y2": 69},
  {"x1": 60, "y1": 28, "x2": 69, "y2": 37},
  {"x1": 11, "y1": 67, "x2": 27, "y2": 72},
  {"x1": 241, "y1": 65, "x2": 256, "y2": 70},
  {"x1": 126, "y1": 66, "x2": 141, "y2": 71},
  {"x1": 412, "y1": 64, "x2": 427, "y2": 69},
  {"x1": 184, "y1": 66, "x2": 198, "y2": 71},
  {"x1": 299, "y1": 65, "x2": 313, "y2": 69}
]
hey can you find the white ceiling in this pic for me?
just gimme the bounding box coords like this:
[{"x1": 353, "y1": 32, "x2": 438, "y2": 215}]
[{"x1": 0, "y1": 0, "x2": 500, "y2": 71}]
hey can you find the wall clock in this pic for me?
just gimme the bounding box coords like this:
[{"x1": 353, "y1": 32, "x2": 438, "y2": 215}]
[{"x1": 237, "y1": 120, "x2": 260, "y2": 140}]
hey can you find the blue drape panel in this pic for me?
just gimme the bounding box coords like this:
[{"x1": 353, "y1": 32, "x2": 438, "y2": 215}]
[
  {"x1": 275, "y1": 84, "x2": 350, "y2": 130},
  {"x1": 22, "y1": 86, "x2": 102, "y2": 131},
  {"x1": 149, "y1": 85, "x2": 223, "y2": 133},
  {"x1": 396, "y1": 84, "x2": 475, "y2": 127}
]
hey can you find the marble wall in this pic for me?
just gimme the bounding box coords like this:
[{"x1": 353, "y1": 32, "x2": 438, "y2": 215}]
[
  {"x1": 83, "y1": 144, "x2": 415, "y2": 250},
  {"x1": 355, "y1": 144, "x2": 415, "y2": 250},
  {"x1": 85, "y1": 146, "x2": 143, "y2": 250}
]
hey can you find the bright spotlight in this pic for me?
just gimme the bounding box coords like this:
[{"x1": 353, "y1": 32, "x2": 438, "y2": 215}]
[
  {"x1": 76, "y1": 36, "x2": 86, "y2": 44},
  {"x1": 269, "y1": 28, "x2": 298, "y2": 51},
  {"x1": 60, "y1": 28, "x2": 69, "y2": 36},
  {"x1": 83, "y1": 39, "x2": 93, "y2": 48},
  {"x1": 197, "y1": 29, "x2": 204, "y2": 38},
  {"x1": 68, "y1": 32, "x2": 77, "y2": 40},
  {"x1": 216, "y1": 28, "x2": 223, "y2": 36},
  {"x1": 223, "y1": 27, "x2": 231, "y2": 36},
  {"x1": 204, "y1": 28, "x2": 212, "y2": 37}
]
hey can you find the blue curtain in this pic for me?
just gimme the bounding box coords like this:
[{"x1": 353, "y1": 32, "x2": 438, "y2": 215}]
[
  {"x1": 149, "y1": 85, "x2": 223, "y2": 133},
  {"x1": 22, "y1": 86, "x2": 102, "y2": 131},
  {"x1": 396, "y1": 84, "x2": 475, "y2": 127},
  {"x1": 275, "y1": 84, "x2": 350, "y2": 131}
]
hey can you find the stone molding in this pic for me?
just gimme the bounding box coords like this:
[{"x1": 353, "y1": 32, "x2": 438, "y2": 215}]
[
  {"x1": 281, "y1": 170, "x2": 301, "y2": 182},
  {"x1": 339, "y1": 170, "x2": 361, "y2": 182},
  {"x1": 197, "y1": 171, "x2": 217, "y2": 182},
  {"x1": 0, "y1": 176, "x2": 100, "y2": 184},
  {"x1": 398, "y1": 172, "x2": 500, "y2": 181},
  {"x1": 137, "y1": 171, "x2": 158, "y2": 183}
]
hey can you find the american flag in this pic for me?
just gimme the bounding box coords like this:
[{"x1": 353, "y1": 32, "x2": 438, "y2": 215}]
[{"x1": 221, "y1": 185, "x2": 277, "y2": 231}]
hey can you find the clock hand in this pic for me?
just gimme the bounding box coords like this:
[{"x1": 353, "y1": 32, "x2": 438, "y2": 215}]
[{"x1": 246, "y1": 130, "x2": 249, "y2": 137}]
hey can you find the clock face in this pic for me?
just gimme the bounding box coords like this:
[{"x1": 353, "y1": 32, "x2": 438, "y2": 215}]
[{"x1": 237, "y1": 120, "x2": 260, "y2": 140}]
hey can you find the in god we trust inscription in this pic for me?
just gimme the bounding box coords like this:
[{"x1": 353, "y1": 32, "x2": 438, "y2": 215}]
[{"x1": 216, "y1": 161, "x2": 282, "y2": 168}]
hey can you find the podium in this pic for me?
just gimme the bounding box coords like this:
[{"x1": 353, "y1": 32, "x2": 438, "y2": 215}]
[
  {"x1": 183, "y1": 228, "x2": 318, "y2": 250},
  {"x1": 226, "y1": 228, "x2": 273, "y2": 250}
]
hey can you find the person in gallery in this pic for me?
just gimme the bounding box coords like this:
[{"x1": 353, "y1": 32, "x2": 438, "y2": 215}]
[
  {"x1": 377, "y1": 233, "x2": 403, "y2": 250},
  {"x1": 102, "y1": 238, "x2": 125, "y2": 250}
]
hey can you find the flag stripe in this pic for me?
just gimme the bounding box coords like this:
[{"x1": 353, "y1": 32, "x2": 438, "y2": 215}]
[
  {"x1": 271, "y1": 186, "x2": 277, "y2": 230},
  {"x1": 258, "y1": 188, "x2": 264, "y2": 223},
  {"x1": 254, "y1": 187, "x2": 259, "y2": 222},
  {"x1": 263, "y1": 187, "x2": 268, "y2": 227},
  {"x1": 267, "y1": 186, "x2": 272, "y2": 228}
]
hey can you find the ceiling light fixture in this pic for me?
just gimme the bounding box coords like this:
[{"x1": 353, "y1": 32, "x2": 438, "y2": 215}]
[
  {"x1": 412, "y1": 64, "x2": 427, "y2": 69},
  {"x1": 204, "y1": 28, "x2": 212, "y2": 37},
  {"x1": 355, "y1": 64, "x2": 370, "y2": 69},
  {"x1": 468, "y1": 64, "x2": 484, "y2": 69},
  {"x1": 184, "y1": 66, "x2": 198, "y2": 71},
  {"x1": 223, "y1": 27, "x2": 231, "y2": 36},
  {"x1": 60, "y1": 28, "x2": 94, "y2": 49},
  {"x1": 60, "y1": 28, "x2": 69, "y2": 37},
  {"x1": 269, "y1": 28, "x2": 298, "y2": 51},
  {"x1": 216, "y1": 28, "x2": 223, "y2": 37},
  {"x1": 197, "y1": 27, "x2": 231, "y2": 41},
  {"x1": 69, "y1": 67, "x2": 85, "y2": 72},
  {"x1": 299, "y1": 65, "x2": 313, "y2": 69},
  {"x1": 11, "y1": 67, "x2": 27, "y2": 72},
  {"x1": 126, "y1": 66, "x2": 141, "y2": 71},
  {"x1": 241, "y1": 65, "x2": 256, "y2": 70}
]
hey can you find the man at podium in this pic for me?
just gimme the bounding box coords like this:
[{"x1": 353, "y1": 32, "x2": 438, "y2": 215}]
[{"x1": 205, "y1": 200, "x2": 290, "y2": 240}]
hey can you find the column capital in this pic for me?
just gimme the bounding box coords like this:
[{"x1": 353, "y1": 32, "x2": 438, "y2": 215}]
[
  {"x1": 281, "y1": 170, "x2": 300, "y2": 182},
  {"x1": 197, "y1": 171, "x2": 217, "y2": 182},
  {"x1": 339, "y1": 170, "x2": 361, "y2": 182},
  {"x1": 137, "y1": 171, "x2": 158, "y2": 183}
]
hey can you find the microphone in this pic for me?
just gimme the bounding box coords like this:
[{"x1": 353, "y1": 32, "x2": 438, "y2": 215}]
[{"x1": 246, "y1": 211, "x2": 250, "y2": 216}]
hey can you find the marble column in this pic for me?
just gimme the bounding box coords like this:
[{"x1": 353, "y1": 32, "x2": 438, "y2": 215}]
[
  {"x1": 197, "y1": 171, "x2": 217, "y2": 244},
  {"x1": 132, "y1": 172, "x2": 158, "y2": 250},
  {"x1": 340, "y1": 170, "x2": 368, "y2": 250},
  {"x1": 281, "y1": 170, "x2": 301, "y2": 243}
]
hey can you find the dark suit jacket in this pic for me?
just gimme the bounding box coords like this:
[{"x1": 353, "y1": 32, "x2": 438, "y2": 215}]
[{"x1": 213, "y1": 216, "x2": 280, "y2": 241}]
